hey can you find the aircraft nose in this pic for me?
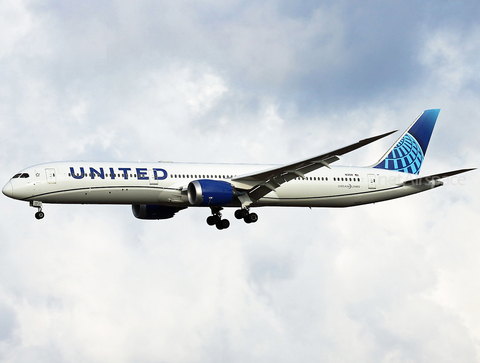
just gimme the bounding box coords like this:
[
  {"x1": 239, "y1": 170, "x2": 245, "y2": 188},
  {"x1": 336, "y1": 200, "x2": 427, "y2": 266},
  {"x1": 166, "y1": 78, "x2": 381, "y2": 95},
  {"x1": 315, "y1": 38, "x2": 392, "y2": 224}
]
[{"x1": 2, "y1": 181, "x2": 13, "y2": 198}]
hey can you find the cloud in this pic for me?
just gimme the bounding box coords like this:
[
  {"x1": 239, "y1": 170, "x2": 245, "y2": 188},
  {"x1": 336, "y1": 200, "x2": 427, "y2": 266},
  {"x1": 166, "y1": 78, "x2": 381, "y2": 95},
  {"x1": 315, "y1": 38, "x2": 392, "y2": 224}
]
[{"x1": 1, "y1": 0, "x2": 479, "y2": 362}]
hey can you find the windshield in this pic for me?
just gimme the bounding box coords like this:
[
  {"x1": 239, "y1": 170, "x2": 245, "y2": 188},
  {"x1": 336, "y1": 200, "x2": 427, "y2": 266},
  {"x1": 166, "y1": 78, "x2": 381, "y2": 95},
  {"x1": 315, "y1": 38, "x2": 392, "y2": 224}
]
[{"x1": 12, "y1": 173, "x2": 29, "y2": 179}]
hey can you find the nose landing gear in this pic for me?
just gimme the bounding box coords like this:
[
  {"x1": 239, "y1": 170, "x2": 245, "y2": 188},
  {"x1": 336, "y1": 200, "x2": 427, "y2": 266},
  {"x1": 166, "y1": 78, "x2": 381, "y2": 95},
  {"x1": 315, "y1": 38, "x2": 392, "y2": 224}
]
[{"x1": 30, "y1": 201, "x2": 44, "y2": 220}]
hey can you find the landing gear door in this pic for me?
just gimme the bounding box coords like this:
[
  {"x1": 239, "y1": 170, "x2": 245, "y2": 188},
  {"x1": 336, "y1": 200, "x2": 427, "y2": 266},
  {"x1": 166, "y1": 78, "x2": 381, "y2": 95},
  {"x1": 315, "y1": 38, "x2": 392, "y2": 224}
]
[
  {"x1": 46, "y1": 168, "x2": 56, "y2": 184},
  {"x1": 367, "y1": 174, "x2": 376, "y2": 189}
]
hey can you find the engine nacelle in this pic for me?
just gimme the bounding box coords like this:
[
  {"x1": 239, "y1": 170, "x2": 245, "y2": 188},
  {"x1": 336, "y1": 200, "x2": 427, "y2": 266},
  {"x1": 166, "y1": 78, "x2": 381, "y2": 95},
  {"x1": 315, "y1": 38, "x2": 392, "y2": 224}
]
[
  {"x1": 132, "y1": 205, "x2": 180, "y2": 220},
  {"x1": 187, "y1": 179, "x2": 235, "y2": 206}
]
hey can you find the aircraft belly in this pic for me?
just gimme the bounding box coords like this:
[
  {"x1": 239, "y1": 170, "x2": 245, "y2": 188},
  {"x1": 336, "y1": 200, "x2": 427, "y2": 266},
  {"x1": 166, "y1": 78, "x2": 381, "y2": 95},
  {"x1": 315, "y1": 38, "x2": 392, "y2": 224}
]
[
  {"x1": 257, "y1": 182, "x2": 333, "y2": 207},
  {"x1": 36, "y1": 186, "x2": 167, "y2": 204},
  {"x1": 328, "y1": 185, "x2": 430, "y2": 207},
  {"x1": 256, "y1": 183, "x2": 431, "y2": 208}
]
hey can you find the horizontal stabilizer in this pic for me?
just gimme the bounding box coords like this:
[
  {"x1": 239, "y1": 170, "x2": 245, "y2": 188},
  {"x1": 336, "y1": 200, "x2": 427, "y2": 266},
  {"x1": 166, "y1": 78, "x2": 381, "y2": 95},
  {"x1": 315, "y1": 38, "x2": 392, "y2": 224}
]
[{"x1": 403, "y1": 168, "x2": 476, "y2": 186}]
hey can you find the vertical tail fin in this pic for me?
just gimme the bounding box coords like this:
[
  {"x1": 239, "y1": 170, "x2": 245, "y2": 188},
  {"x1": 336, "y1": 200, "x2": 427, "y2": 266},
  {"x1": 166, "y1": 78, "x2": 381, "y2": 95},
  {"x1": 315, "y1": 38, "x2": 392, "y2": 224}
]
[{"x1": 373, "y1": 109, "x2": 440, "y2": 174}]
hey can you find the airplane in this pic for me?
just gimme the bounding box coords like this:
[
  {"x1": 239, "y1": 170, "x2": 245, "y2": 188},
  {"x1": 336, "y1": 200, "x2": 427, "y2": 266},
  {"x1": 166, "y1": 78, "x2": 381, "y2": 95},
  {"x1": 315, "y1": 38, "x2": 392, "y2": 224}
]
[{"x1": 2, "y1": 109, "x2": 475, "y2": 230}]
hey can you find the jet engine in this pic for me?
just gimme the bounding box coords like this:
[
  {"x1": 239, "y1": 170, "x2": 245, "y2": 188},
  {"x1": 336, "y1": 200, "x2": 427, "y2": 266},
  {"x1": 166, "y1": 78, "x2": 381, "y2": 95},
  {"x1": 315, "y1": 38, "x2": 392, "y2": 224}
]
[
  {"x1": 132, "y1": 204, "x2": 181, "y2": 220},
  {"x1": 187, "y1": 180, "x2": 235, "y2": 206}
]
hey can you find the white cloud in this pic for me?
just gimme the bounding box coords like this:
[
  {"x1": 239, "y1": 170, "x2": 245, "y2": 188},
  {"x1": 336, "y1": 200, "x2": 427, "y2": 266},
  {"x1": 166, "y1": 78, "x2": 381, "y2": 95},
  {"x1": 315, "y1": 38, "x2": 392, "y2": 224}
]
[
  {"x1": 1, "y1": 1, "x2": 480, "y2": 362},
  {"x1": 0, "y1": 0, "x2": 36, "y2": 59},
  {"x1": 420, "y1": 27, "x2": 480, "y2": 95}
]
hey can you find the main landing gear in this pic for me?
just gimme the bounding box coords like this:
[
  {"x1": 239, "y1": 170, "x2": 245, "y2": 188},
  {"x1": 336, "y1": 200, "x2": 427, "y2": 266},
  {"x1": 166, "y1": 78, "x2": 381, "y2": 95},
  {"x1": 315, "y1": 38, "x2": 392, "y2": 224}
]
[
  {"x1": 30, "y1": 201, "x2": 44, "y2": 220},
  {"x1": 206, "y1": 207, "x2": 230, "y2": 230},
  {"x1": 234, "y1": 209, "x2": 258, "y2": 224},
  {"x1": 205, "y1": 207, "x2": 259, "y2": 229}
]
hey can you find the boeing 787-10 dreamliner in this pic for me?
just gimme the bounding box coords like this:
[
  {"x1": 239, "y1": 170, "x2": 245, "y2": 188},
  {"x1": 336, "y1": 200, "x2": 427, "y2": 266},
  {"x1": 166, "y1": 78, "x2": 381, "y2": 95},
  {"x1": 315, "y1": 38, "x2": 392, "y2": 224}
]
[{"x1": 2, "y1": 109, "x2": 475, "y2": 229}]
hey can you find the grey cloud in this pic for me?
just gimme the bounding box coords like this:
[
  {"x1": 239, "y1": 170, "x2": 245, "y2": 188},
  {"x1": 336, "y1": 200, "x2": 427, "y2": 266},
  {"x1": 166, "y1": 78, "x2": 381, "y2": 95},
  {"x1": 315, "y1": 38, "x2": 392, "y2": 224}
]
[
  {"x1": 0, "y1": 303, "x2": 17, "y2": 342},
  {"x1": 1, "y1": 1, "x2": 480, "y2": 362}
]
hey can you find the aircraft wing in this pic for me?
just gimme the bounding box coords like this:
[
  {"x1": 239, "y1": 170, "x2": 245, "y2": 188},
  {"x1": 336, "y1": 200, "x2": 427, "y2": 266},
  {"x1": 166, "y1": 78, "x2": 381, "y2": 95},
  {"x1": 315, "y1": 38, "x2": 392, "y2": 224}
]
[{"x1": 232, "y1": 130, "x2": 397, "y2": 201}]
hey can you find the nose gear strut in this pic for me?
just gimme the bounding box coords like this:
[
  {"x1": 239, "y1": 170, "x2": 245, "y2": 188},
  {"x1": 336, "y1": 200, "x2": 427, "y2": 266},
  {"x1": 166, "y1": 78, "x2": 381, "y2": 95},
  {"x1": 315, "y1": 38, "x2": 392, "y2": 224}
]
[{"x1": 30, "y1": 201, "x2": 44, "y2": 220}]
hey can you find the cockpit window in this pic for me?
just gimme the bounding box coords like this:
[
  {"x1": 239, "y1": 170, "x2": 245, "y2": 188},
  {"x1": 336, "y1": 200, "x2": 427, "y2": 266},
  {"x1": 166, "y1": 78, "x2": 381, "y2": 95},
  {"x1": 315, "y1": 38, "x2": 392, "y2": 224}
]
[{"x1": 12, "y1": 173, "x2": 29, "y2": 178}]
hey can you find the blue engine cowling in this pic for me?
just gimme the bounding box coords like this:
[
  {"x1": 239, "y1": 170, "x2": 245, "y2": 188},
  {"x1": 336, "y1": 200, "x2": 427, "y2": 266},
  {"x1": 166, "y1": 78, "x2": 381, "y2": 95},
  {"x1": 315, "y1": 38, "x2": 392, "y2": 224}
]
[
  {"x1": 187, "y1": 179, "x2": 235, "y2": 206},
  {"x1": 132, "y1": 205, "x2": 181, "y2": 219}
]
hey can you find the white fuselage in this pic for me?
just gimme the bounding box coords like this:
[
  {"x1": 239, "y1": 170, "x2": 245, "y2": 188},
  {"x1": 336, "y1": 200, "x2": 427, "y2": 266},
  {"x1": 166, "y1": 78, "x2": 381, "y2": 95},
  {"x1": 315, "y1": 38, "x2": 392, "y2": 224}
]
[{"x1": 3, "y1": 161, "x2": 437, "y2": 208}]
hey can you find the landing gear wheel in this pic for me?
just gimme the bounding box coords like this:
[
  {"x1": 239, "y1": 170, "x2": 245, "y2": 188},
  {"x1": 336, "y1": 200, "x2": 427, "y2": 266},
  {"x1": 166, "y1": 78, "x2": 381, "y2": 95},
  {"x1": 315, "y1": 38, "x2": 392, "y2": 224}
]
[
  {"x1": 248, "y1": 212, "x2": 258, "y2": 223},
  {"x1": 207, "y1": 216, "x2": 216, "y2": 226},
  {"x1": 216, "y1": 219, "x2": 230, "y2": 230},
  {"x1": 207, "y1": 207, "x2": 226, "y2": 228},
  {"x1": 207, "y1": 215, "x2": 221, "y2": 226},
  {"x1": 235, "y1": 209, "x2": 249, "y2": 219},
  {"x1": 244, "y1": 212, "x2": 258, "y2": 224},
  {"x1": 35, "y1": 211, "x2": 45, "y2": 220}
]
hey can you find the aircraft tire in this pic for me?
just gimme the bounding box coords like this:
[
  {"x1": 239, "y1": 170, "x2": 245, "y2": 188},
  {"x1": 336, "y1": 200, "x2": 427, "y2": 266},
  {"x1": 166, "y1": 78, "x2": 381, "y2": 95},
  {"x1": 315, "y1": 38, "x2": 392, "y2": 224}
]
[
  {"x1": 216, "y1": 219, "x2": 230, "y2": 230},
  {"x1": 35, "y1": 211, "x2": 45, "y2": 220},
  {"x1": 249, "y1": 213, "x2": 258, "y2": 223},
  {"x1": 207, "y1": 216, "x2": 215, "y2": 225},
  {"x1": 234, "y1": 210, "x2": 243, "y2": 219}
]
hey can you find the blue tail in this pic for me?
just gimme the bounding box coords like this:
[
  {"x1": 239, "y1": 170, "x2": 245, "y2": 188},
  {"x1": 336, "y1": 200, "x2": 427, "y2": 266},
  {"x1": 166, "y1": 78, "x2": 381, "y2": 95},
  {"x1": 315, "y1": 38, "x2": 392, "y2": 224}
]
[{"x1": 373, "y1": 109, "x2": 440, "y2": 174}]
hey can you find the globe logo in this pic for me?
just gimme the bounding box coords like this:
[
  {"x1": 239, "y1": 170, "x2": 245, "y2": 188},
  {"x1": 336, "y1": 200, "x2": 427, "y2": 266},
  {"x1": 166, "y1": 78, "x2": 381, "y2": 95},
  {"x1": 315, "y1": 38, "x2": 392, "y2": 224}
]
[{"x1": 382, "y1": 133, "x2": 424, "y2": 174}]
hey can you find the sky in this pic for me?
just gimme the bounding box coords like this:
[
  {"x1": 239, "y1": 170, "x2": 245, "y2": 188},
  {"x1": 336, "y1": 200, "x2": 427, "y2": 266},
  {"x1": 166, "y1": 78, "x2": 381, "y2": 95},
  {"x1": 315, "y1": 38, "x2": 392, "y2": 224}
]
[{"x1": 1, "y1": 0, "x2": 479, "y2": 362}]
